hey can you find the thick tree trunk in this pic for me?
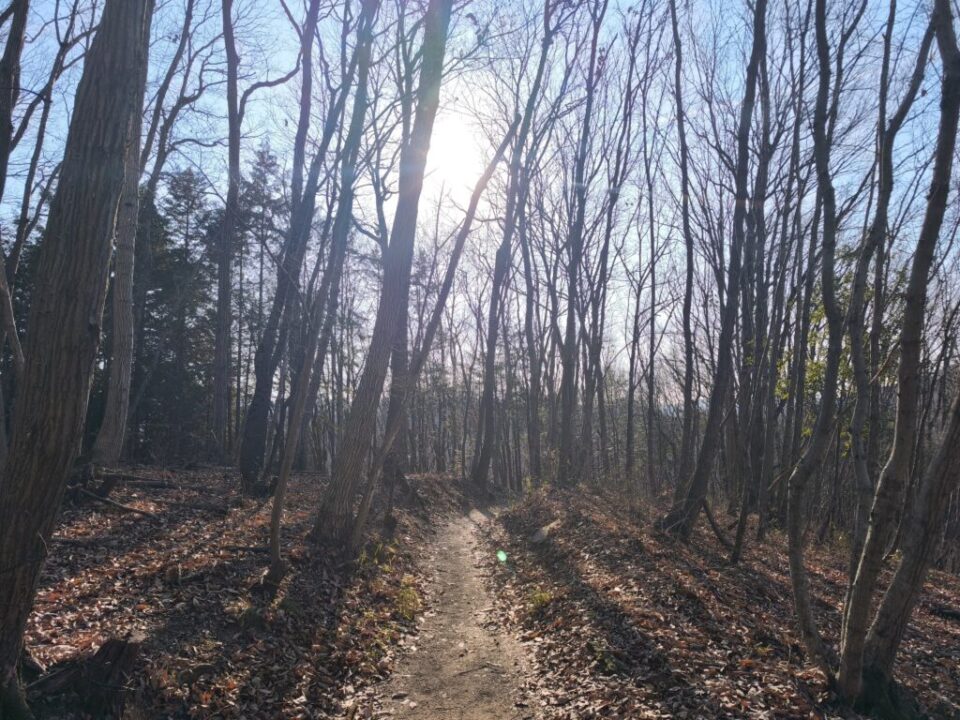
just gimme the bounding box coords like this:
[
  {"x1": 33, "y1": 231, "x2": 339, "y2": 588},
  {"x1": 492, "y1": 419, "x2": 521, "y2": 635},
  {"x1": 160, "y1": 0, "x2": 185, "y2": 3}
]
[{"x1": 0, "y1": 0, "x2": 152, "y2": 712}]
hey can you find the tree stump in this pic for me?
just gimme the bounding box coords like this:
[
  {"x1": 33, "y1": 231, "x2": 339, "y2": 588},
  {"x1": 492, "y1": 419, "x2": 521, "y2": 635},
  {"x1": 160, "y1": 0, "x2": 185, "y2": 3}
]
[
  {"x1": 29, "y1": 634, "x2": 143, "y2": 717},
  {"x1": 80, "y1": 634, "x2": 143, "y2": 716}
]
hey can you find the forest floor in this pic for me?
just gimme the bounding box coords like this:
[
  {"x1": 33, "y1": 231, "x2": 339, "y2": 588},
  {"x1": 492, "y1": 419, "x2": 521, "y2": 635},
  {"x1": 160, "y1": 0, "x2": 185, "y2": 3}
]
[
  {"x1": 480, "y1": 487, "x2": 960, "y2": 720},
  {"x1": 23, "y1": 474, "x2": 960, "y2": 719},
  {"x1": 25, "y1": 469, "x2": 464, "y2": 719}
]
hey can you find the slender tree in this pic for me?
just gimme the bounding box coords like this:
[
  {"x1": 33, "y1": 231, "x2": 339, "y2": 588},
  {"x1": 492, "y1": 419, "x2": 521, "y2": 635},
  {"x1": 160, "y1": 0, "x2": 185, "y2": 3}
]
[{"x1": 314, "y1": 0, "x2": 453, "y2": 543}]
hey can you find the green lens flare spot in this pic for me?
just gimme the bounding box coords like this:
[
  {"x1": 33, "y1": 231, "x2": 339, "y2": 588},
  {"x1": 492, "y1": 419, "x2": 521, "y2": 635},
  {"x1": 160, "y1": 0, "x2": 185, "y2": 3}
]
[{"x1": 496, "y1": 550, "x2": 508, "y2": 564}]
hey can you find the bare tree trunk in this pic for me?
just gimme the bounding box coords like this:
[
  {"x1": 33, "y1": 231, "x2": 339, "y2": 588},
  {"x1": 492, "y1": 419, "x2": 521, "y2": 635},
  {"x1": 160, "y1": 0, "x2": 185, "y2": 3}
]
[
  {"x1": 558, "y1": 0, "x2": 607, "y2": 486},
  {"x1": 838, "y1": 0, "x2": 958, "y2": 699},
  {"x1": 92, "y1": 101, "x2": 148, "y2": 468},
  {"x1": 789, "y1": 0, "x2": 866, "y2": 683},
  {"x1": 472, "y1": 242, "x2": 510, "y2": 488},
  {"x1": 669, "y1": 0, "x2": 696, "y2": 489},
  {"x1": 239, "y1": 10, "x2": 352, "y2": 493},
  {"x1": 0, "y1": 0, "x2": 30, "y2": 389},
  {"x1": 0, "y1": 0, "x2": 152, "y2": 712},
  {"x1": 644, "y1": 155, "x2": 657, "y2": 494},
  {"x1": 864, "y1": 385, "x2": 960, "y2": 683},
  {"x1": 657, "y1": 0, "x2": 766, "y2": 539},
  {"x1": 266, "y1": 0, "x2": 377, "y2": 580},
  {"x1": 0, "y1": 0, "x2": 27, "y2": 205},
  {"x1": 214, "y1": 0, "x2": 241, "y2": 461},
  {"x1": 313, "y1": 0, "x2": 452, "y2": 544},
  {"x1": 625, "y1": 277, "x2": 641, "y2": 481},
  {"x1": 347, "y1": 117, "x2": 518, "y2": 547},
  {"x1": 472, "y1": 1, "x2": 563, "y2": 488},
  {"x1": 518, "y1": 181, "x2": 542, "y2": 483}
]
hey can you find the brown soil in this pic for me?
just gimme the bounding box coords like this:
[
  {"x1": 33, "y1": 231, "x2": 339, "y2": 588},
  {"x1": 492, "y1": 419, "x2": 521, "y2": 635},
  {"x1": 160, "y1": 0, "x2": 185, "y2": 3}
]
[{"x1": 354, "y1": 509, "x2": 536, "y2": 720}]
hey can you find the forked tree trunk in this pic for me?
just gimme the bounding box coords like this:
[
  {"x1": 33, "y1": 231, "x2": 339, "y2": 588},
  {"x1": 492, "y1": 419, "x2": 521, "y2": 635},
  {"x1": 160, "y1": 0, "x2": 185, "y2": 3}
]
[
  {"x1": 557, "y1": 0, "x2": 607, "y2": 486},
  {"x1": 863, "y1": 386, "x2": 960, "y2": 682},
  {"x1": 267, "y1": 0, "x2": 378, "y2": 579},
  {"x1": 0, "y1": 0, "x2": 152, "y2": 713},
  {"x1": 839, "y1": 0, "x2": 933, "y2": 679},
  {"x1": 838, "y1": 0, "x2": 959, "y2": 700},
  {"x1": 786, "y1": 0, "x2": 854, "y2": 680},
  {"x1": 313, "y1": 0, "x2": 452, "y2": 544},
  {"x1": 657, "y1": 0, "x2": 766, "y2": 538}
]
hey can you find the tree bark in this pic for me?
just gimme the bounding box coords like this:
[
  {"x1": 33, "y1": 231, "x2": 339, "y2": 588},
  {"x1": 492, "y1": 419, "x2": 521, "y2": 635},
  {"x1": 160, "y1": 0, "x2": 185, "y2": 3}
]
[
  {"x1": 0, "y1": 0, "x2": 152, "y2": 712},
  {"x1": 92, "y1": 106, "x2": 145, "y2": 467},
  {"x1": 838, "y1": 0, "x2": 958, "y2": 699},
  {"x1": 557, "y1": 0, "x2": 607, "y2": 486},
  {"x1": 657, "y1": 0, "x2": 766, "y2": 538},
  {"x1": 313, "y1": 0, "x2": 453, "y2": 544}
]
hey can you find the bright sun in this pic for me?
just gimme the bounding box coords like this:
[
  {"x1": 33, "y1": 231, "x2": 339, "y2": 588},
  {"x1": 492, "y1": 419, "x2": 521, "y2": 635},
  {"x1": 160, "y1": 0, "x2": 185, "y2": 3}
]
[{"x1": 425, "y1": 112, "x2": 486, "y2": 197}]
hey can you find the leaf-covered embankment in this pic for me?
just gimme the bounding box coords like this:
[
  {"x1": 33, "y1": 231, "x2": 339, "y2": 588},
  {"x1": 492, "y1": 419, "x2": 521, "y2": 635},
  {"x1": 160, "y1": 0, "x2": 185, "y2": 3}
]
[{"x1": 482, "y1": 489, "x2": 960, "y2": 719}]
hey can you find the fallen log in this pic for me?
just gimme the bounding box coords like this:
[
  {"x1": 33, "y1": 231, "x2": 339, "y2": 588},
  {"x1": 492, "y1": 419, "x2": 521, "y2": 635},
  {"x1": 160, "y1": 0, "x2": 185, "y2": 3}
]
[
  {"x1": 148, "y1": 497, "x2": 228, "y2": 514},
  {"x1": 931, "y1": 603, "x2": 960, "y2": 623},
  {"x1": 78, "y1": 488, "x2": 159, "y2": 519},
  {"x1": 98, "y1": 472, "x2": 214, "y2": 493}
]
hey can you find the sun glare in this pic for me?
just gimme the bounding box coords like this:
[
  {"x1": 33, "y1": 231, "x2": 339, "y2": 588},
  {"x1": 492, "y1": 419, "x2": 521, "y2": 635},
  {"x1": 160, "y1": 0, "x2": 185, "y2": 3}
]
[{"x1": 425, "y1": 112, "x2": 486, "y2": 197}]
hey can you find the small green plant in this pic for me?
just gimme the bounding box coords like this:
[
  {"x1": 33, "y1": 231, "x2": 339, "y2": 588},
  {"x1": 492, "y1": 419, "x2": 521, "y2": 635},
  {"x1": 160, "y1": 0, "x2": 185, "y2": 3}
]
[
  {"x1": 587, "y1": 639, "x2": 625, "y2": 675},
  {"x1": 395, "y1": 575, "x2": 421, "y2": 621},
  {"x1": 276, "y1": 595, "x2": 303, "y2": 617},
  {"x1": 527, "y1": 587, "x2": 554, "y2": 614},
  {"x1": 358, "y1": 541, "x2": 398, "y2": 572}
]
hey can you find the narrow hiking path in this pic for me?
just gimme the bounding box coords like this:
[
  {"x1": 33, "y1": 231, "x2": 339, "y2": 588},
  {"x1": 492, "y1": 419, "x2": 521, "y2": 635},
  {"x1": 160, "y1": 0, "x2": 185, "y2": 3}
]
[{"x1": 357, "y1": 509, "x2": 535, "y2": 720}]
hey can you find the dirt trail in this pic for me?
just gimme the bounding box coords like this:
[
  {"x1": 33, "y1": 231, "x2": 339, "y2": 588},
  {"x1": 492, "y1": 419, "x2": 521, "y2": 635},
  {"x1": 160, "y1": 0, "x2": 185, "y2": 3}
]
[{"x1": 361, "y1": 509, "x2": 533, "y2": 719}]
